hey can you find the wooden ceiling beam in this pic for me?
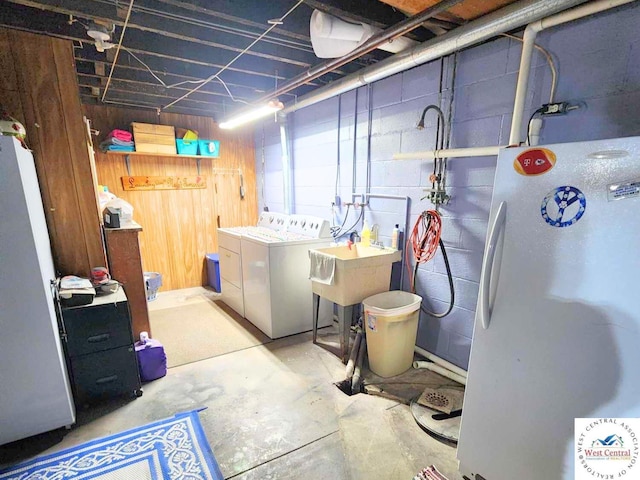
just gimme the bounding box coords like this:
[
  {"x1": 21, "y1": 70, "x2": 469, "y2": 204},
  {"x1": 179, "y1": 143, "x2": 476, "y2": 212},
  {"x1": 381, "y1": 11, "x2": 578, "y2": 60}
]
[
  {"x1": 74, "y1": 47, "x2": 319, "y2": 98},
  {"x1": 149, "y1": 0, "x2": 312, "y2": 42},
  {"x1": 4, "y1": 0, "x2": 321, "y2": 67},
  {"x1": 77, "y1": 74, "x2": 253, "y2": 105},
  {"x1": 0, "y1": 4, "x2": 351, "y2": 89},
  {"x1": 378, "y1": 0, "x2": 517, "y2": 22},
  {"x1": 75, "y1": 62, "x2": 261, "y2": 98},
  {"x1": 80, "y1": 94, "x2": 221, "y2": 118},
  {"x1": 78, "y1": 84, "x2": 228, "y2": 112}
]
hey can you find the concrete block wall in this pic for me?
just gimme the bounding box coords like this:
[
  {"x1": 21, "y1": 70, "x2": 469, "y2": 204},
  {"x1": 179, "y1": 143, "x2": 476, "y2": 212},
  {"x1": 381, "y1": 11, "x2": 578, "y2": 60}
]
[{"x1": 254, "y1": 3, "x2": 640, "y2": 369}]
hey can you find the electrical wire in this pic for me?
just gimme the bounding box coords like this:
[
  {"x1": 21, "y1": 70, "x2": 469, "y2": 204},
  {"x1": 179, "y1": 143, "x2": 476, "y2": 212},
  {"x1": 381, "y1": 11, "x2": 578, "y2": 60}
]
[
  {"x1": 121, "y1": 47, "x2": 249, "y2": 104},
  {"x1": 526, "y1": 107, "x2": 545, "y2": 146},
  {"x1": 162, "y1": 0, "x2": 304, "y2": 110},
  {"x1": 501, "y1": 33, "x2": 557, "y2": 103},
  {"x1": 102, "y1": 0, "x2": 135, "y2": 102},
  {"x1": 407, "y1": 210, "x2": 455, "y2": 318}
]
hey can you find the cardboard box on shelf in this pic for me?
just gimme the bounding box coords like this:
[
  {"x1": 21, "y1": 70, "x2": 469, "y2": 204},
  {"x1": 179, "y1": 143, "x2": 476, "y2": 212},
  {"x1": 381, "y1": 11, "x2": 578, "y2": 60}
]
[{"x1": 131, "y1": 123, "x2": 176, "y2": 154}]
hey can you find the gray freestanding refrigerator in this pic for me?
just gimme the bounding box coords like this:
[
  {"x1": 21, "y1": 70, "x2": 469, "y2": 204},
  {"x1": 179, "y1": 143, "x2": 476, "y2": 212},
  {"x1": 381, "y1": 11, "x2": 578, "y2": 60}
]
[
  {"x1": 458, "y1": 137, "x2": 640, "y2": 479},
  {"x1": 0, "y1": 136, "x2": 75, "y2": 445}
]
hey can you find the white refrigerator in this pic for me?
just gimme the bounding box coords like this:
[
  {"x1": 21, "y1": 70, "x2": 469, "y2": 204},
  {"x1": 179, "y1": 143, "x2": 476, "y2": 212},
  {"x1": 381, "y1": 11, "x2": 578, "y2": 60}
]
[
  {"x1": 0, "y1": 136, "x2": 75, "y2": 445},
  {"x1": 457, "y1": 137, "x2": 640, "y2": 479}
]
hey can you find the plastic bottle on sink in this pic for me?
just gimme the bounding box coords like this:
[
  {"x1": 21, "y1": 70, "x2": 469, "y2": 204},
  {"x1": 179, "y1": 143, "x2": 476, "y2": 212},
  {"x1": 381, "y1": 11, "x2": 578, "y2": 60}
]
[
  {"x1": 360, "y1": 220, "x2": 371, "y2": 247},
  {"x1": 391, "y1": 224, "x2": 399, "y2": 249}
]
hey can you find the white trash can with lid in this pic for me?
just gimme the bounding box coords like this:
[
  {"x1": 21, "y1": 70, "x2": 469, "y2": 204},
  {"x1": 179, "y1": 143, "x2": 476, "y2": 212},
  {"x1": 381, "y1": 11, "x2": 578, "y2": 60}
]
[{"x1": 362, "y1": 290, "x2": 422, "y2": 377}]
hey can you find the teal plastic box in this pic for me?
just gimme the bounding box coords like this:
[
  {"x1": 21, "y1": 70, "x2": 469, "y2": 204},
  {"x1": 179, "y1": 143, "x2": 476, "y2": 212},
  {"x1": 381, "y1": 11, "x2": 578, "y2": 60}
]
[
  {"x1": 176, "y1": 139, "x2": 198, "y2": 155},
  {"x1": 198, "y1": 140, "x2": 220, "y2": 157}
]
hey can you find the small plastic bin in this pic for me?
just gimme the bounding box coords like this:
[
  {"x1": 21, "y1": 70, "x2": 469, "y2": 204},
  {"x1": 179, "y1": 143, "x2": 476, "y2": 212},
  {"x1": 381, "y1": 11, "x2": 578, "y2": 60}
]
[
  {"x1": 176, "y1": 139, "x2": 198, "y2": 155},
  {"x1": 205, "y1": 253, "x2": 221, "y2": 292},
  {"x1": 362, "y1": 291, "x2": 422, "y2": 377},
  {"x1": 198, "y1": 140, "x2": 220, "y2": 157},
  {"x1": 144, "y1": 272, "x2": 162, "y2": 301}
]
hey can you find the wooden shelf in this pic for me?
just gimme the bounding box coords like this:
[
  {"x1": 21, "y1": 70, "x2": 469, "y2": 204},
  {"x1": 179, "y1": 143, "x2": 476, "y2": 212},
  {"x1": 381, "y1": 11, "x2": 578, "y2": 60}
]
[
  {"x1": 102, "y1": 151, "x2": 211, "y2": 160},
  {"x1": 101, "y1": 150, "x2": 218, "y2": 175}
]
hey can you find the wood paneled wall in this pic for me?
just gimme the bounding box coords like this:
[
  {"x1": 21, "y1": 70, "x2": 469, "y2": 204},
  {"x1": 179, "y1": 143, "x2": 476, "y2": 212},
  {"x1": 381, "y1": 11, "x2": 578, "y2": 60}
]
[
  {"x1": 0, "y1": 28, "x2": 105, "y2": 277},
  {"x1": 85, "y1": 105, "x2": 258, "y2": 290}
]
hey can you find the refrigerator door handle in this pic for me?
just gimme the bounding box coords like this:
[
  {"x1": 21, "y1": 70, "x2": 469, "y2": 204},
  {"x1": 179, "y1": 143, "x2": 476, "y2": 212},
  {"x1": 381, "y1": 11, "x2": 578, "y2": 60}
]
[{"x1": 480, "y1": 201, "x2": 507, "y2": 329}]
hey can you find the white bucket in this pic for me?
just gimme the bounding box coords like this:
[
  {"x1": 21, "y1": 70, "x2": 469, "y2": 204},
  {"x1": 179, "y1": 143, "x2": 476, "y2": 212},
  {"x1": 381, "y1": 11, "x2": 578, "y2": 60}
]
[{"x1": 363, "y1": 291, "x2": 422, "y2": 378}]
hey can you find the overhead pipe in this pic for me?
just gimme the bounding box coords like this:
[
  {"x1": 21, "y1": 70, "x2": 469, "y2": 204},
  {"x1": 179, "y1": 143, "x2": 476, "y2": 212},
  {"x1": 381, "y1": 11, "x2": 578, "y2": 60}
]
[
  {"x1": 394, "y1": 1, "x2": 633, "y2": 157},
  {"x1": 509, "y1": 0, "x2": 636, "y2": 145},
  {"x1": 259, "y1": 0, "x2": 465, "y2": 105},
  {"x1": 282, "y1": 0, "x2": 588, "y2": 115}
]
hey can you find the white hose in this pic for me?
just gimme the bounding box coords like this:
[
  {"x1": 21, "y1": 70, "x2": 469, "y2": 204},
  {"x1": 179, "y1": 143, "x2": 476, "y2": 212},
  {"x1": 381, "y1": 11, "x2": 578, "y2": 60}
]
[{"x1": 413, "y1": 361, "x2": 467, "y2": 385}]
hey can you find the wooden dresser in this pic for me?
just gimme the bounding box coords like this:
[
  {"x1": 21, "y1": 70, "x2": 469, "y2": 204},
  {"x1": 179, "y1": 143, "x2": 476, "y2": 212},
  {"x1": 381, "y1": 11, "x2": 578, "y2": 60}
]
[{"x1": 103, "y1": 222, "x2": 151, "y2": 337}]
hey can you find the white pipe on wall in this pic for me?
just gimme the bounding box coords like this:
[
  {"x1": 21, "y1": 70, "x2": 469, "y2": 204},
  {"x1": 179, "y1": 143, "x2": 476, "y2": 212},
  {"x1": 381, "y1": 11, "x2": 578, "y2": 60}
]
[
  {"x1": 278, "y1": 114, "x2": 294, "y2": 215},
  {"x1": 509, "y1": 0, "x2": 636, "y2": 145},
  {"x1": 413, "y1": 361, "x2": 467, "y2": 385},
  {"x1": 393, "y1": 145, "x2": 503, "y2": 160},
  {"x1": 415, "y1": 345, "x2": 468, "y2": 378}
]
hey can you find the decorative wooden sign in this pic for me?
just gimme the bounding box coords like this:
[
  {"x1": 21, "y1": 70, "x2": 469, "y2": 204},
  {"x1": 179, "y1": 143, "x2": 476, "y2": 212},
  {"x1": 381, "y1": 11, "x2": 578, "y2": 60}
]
[{"x1": 121, "y1": 176, "x2": 207, "y2": 191}]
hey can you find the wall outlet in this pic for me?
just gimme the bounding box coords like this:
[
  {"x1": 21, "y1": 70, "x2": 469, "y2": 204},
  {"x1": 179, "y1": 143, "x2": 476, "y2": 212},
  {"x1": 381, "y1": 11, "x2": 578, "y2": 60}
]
[{"x1": 540, "y1": 102, "x2": 570, "y2": 115}]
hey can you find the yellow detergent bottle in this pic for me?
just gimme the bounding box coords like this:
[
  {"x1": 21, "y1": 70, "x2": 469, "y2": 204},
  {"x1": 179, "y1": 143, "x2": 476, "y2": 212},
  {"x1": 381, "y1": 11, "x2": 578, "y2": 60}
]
[{"x1": 361, "y1": 220, "x2": 371, "y2": 247}]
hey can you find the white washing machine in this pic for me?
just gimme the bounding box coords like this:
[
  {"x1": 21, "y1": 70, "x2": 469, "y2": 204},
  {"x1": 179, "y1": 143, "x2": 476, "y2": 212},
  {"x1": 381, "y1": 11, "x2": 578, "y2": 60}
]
[
  {"x1": 241, "y1": 214, "x2": 334, "y2": 339},
  {"x1": 217, "y1": 213, "x2": 289, "y2": 317}
]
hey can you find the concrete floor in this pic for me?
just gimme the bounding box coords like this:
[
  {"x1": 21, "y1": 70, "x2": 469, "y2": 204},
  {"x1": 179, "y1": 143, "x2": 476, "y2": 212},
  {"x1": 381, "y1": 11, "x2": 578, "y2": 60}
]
[{"x1": 1, "y1": 288, "x2": 462, "y2": 479}]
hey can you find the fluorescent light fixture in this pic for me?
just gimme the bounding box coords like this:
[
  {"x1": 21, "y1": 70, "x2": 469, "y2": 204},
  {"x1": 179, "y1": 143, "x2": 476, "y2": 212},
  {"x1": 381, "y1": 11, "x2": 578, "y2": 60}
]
[{"x1": 219, "y1": 100, "x2": 284, "y2": 129}]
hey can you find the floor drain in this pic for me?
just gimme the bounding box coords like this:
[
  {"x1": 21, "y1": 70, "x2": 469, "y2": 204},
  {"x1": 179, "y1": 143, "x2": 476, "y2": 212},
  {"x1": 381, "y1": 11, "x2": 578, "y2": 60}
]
[{"x1": 334, "y1": 379, "x2": 359, "y2": 396}]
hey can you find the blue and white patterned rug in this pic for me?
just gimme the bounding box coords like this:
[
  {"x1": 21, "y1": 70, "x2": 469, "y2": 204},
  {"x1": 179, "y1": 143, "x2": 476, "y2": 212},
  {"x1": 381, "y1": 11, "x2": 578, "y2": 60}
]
[{"x1": 0, "y1": 411, "x2": 224, "y2": 480}]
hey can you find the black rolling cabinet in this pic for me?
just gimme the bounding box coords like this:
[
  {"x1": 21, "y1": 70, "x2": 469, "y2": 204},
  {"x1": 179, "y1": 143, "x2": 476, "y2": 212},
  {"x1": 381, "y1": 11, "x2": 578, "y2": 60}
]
[{"x1": 61, "y1": 289, "x2": 142, "y2": 405}]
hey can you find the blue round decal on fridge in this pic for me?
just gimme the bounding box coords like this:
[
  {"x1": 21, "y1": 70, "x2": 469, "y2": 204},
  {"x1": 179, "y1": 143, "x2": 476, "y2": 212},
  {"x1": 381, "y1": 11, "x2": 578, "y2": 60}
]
[{"x1": 540, "y1": 186, "x2": 586, "y2": 227}]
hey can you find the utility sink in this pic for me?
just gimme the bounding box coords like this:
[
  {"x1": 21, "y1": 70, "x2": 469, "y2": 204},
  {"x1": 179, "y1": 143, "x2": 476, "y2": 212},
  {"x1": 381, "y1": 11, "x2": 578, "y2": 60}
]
[{"x1": 309, "y1": 244, "x2": 401, "y2": 306}]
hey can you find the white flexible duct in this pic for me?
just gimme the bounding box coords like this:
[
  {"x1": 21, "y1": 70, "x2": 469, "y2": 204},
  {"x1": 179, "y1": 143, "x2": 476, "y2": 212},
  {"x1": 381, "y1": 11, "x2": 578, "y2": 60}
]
[{"x1": 283, "y1": 0, "x2": 588, "y2": 114}]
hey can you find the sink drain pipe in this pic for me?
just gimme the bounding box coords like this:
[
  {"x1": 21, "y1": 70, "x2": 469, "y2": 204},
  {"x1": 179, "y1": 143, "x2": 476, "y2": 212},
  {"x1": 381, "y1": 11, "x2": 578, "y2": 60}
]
[
  {"x1": 345, "y1": 330, "x2": 363, "y2": 381},
  {"x1": 351, "y1": 338, "x2": 367, "y2": 394}
]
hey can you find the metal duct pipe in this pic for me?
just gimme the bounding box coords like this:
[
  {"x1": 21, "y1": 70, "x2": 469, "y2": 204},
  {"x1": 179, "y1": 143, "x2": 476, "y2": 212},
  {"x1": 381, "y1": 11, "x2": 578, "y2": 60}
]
[
  {"x1": 282, "y1": 0, "x2": 588, "y2": 114},
  {"x1": 258, "y1": 0, "x2": 464, "y2": 105}
]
